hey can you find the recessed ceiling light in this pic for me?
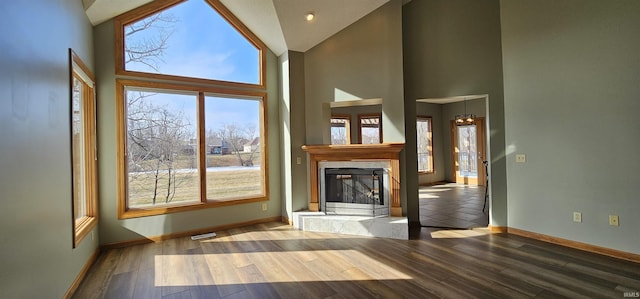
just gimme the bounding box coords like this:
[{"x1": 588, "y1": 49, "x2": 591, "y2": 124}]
[{"x1": 305, "y1": 12, "x2": 315, "y2": 22}]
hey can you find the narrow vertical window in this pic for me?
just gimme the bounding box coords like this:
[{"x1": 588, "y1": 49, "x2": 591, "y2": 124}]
[
  {"x1": 417, "y1": 116, "x2": 434, "y2": 173},
  {"x1": 331, "y1": 115, "x2": 351, "y2": 145},
  {"x1": 70, "y1": 50, "x2": 98, "y2": 247},
  {"x1": 358, "y1": 114, "x2": 382, "y2": 144}
]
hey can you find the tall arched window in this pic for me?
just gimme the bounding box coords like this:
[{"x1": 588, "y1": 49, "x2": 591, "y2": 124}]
[{"x1": 114, "y1": 0, "x2": 268, "y2": 218}]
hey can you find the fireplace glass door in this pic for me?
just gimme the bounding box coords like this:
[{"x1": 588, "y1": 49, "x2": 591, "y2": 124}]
[{"x1": 324, "y1": 168, "x2": 387, "y2": 216}]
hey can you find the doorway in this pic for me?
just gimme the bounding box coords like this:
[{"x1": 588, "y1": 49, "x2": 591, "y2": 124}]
[
  {"x1": 417, "y1": 96, "x2": 489, "y2": 229},
  {"x1": 451, "y1": 118, "x2": 486, "y2": 186}
]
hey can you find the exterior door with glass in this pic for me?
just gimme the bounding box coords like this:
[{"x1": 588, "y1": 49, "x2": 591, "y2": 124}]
[{"x1": 451, "y1": 118, "x2": 486, "y2": 186}]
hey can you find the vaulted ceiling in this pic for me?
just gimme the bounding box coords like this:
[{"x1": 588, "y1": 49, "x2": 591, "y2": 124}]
[{"x1": 82, "y1": 0, "x2": 392, "y2": 55}]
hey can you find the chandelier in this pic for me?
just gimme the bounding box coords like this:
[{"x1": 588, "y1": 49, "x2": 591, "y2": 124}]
[{"x1": 455, "y1": 98, "x2": 475, "y2": 126}]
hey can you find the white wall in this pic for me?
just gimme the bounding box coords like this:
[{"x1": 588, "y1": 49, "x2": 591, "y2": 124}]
[
  {"x1": 501, "y1": 0, "x2": 640, "y2": 253},
  {"x1": 0, "y1": 0, "x2": 98, "y2": 297}
]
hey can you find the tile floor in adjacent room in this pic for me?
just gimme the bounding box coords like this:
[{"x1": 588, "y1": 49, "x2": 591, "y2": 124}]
[{"x1": 419, "y1": 183, "x2": 489, "y2": 229}]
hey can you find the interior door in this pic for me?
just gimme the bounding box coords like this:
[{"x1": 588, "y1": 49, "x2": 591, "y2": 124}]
[{"x1": 451, "y1": 118, "x2": 486, "y2": 186}]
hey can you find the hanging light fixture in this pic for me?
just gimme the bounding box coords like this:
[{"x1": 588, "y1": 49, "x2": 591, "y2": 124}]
[{"x1": 455, "y1": 98, "x2": 476, "y2": 126}]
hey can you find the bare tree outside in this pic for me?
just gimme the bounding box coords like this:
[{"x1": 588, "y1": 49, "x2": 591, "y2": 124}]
[
  {"x1": 330, "y1": 117, "x2": 349, "y2": 145},
  {"x1": 359, "y1": 115, "x2": 381, "y2": 144},
  {"x1": 124, "y1": 11, "x2": 177, "y2": 72},
  {"x1": 121, "y1": 2, "x2": 265, "y2": 206},
  {"x1": 126, "y1": 91, "x2": 197, "y2": 205},
  {"x1": 416, "y1": 117, "x2": 433, "y2": 172},
  {"x1": 123, "y1": 11, "x2": 200, "y2": 207},
  {"x1": 216, "y1": 123, "x2": 259, "y2": 167}
]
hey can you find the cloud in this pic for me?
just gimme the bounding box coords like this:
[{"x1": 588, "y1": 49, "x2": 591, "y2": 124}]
[{"x1": 163, "y1": 49, "x2": 236, "y2": 80}]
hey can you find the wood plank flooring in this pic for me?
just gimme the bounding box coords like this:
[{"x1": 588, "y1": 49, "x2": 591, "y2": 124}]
[{"x1": 73, "y1": 222, "x2": 640, "y2": 298}]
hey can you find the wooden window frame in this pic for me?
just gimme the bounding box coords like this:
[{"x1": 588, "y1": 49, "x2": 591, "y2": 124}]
[
  {"x1": 116, "y1": 79, "x2": 269, "y2": 219},
  {"x1": 113, "y1": 0, "x2": 267, "y2": 89},
  {"x1": 330, "y1": 114, "x2": 351, "y2": 144},
  {"x1": 70, "y1": 49, "x2": 98, "y2": 247},
  {"x1": 417, "y1": 116, "x2": 434, "y2": 174},
  {"x1": 357, "y1": 113, "x2": 382, "y2": 144}
]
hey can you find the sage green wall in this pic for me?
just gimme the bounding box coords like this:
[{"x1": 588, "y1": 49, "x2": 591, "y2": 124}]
[
  {"x1": 0, "y1": 1, "x2": 98, "y2": 297},
  {"x1": 304, "y1": 0, "x2": 405, "y2": 145},
  {"x1": 501, "y1": 0, "x2": 640, "y2": 253},
  {"x1": 303, "y1": 0, "x2": 408, "y2": 216},
  {"x1": 403, "y1": 0, "x2": 507, "y2": 226},
  {"x1": 94, "y1": 20, "x2": 282, "y2": 245},
  {"x1": 416, "y1": 102, "x2": 445, "y2": 185},
  {"x1": 279, "y1": 51, "x2": 308, "y2": 219}
]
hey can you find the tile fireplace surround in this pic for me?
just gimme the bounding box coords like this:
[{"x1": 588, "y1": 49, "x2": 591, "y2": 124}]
[{"x1": 298, "y1": 143, "x2": 407, "y2": 239}]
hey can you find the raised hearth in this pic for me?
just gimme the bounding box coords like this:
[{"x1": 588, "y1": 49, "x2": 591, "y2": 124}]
[{"x1": 292, "y1": 212, "x2": 408, "y2": 240}]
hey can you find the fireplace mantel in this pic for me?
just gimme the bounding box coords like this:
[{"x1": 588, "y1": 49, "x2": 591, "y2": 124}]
[{"x1": 302, "y1": 143, "x2": 405, "y2": 217}]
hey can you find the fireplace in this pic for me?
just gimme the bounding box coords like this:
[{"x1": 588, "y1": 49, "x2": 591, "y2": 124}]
[
  {"x1": 322, "y1": 166, "x2": 389, "y2": 216},
  {"x1": 303, "y1": 143, "x2": 404, "y2": 217}
]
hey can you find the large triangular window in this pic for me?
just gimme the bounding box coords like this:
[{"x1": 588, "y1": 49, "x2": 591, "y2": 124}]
[
  {"x1": 114, "y1": 0, "x2": 269, "y2": 218},
  {"x1": 115, "y1": 0, "x2": 265, "y2": 87}
]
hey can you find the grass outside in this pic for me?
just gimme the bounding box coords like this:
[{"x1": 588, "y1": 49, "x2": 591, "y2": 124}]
[
  {"x1": 128, "y1": 168, "x2": 262, "y2": 207},
  {"x1": 131, "y1": 152, "x2": 260, "y2": 171}
]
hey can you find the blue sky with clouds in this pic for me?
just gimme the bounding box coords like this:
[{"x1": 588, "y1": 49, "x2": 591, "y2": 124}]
[
  {"x1": 126, "y1": 0, "x2": 259, "y2": 84},
  {"x1": 125, "y1": 0, "x2": 261, "y2": 136}
]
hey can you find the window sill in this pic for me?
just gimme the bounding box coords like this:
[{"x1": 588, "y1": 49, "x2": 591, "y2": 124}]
[
  {"x1": 74, "y1": 217, "x2": 98, "y2": 248},
  {"x1": 118, "y1": 196, "x2": 269, "y2": 219},
  {"x1": 418, "y1": 171, "x2": 435, "y2": 175}
]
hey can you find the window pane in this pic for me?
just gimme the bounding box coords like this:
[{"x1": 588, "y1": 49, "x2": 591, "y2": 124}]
[
  {"x1": 124, "y1": 0, "x2": 260, "y2": 85},
  {"x1": 205, "y1": 96, "x2": 263, "y2": 200},
  {"x1": 417, "y1": 118, "x2": 433, "y2": 172},
  {"x1": 126, "y1": 89, "x2": 200, "y2": 207},
  {"x1": 360, "y1": 116, "x2": 381, "y2": 144},
  {"x1": 331, "y1": 118, "x2": 349, "y2": 145},
  {"x1": 71, "y1": 50, "x2": 98, "y2": 247},
  {"x1": 72, "y1": 76, "x2": 87, "y2": 223},
  {"x1": 457, "y1": 125, "x2": 478, "y2": 177}
]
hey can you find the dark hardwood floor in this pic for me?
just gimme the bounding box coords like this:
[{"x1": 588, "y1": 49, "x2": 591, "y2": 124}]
[{"x1": 73, "y1": 222, "x2": 640, "y2": 298}]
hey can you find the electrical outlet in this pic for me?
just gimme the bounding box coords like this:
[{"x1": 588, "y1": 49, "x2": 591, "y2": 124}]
[
  {"x1": 262, "y1": 203, "x2": 268, "y2": 211},
  {"x1": 296, "y1": 157, "x2": 302, "y2": 165},
  {"x1": 515, "y1": 154, "x2": 526, "y2": 163},
  {"x1": 573, "y1": 212, "x2": 582, "y2": 223},
  {"x1": 609, "y1": 215, "x2": 619, "y2": 226}
]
